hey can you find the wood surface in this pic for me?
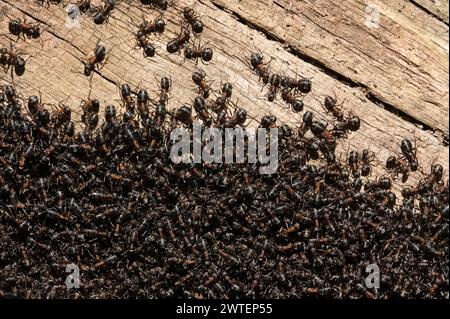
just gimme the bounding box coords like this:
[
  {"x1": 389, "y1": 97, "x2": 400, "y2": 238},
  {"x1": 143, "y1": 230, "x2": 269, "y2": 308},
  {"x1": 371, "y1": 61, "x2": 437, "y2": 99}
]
[{"x1": 0, "y1": 0, "x2": 448, "y2": 195}]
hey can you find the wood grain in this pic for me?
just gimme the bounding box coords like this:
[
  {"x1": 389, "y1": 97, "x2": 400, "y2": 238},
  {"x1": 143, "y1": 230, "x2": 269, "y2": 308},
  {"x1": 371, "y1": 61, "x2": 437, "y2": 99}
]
[
  {"x1": 411, "y1": 0, "x2": 449, "y2": 23},
  {"x1": 209, "y1": 0, "x2": 449, "y2": 133},
  {"x1": 0, "y1": 0, "x2": 448, "y2": 196}
]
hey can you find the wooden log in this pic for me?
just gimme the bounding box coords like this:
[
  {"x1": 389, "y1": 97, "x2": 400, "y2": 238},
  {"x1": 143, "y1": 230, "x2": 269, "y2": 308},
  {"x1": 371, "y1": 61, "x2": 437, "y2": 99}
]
[
  {"x1": 0, "y1": 0, "x2": 448, "y2": 195},
  {"x1": 410, "y1": 0, "x2": 449, "y2": 23},
  {"x1": 209, "y1": 0, "x2": 449, "y2": 133}
]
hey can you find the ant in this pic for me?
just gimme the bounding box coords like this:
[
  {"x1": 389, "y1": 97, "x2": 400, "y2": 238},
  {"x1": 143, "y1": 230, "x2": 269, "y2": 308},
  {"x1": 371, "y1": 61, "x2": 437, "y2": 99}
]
[
  {"x1": 400, "y1": 138, "x2": 419, "y2": 172},
  {"x1": 136, "y1": 33, "x2": 156, "y2": 57},
  {"x1": 182, "y1": 6, "x2": 204, "y2": 34},
  {"x1": 360, "y1": 149, "x2": 375, "y2": 176},
  {"x1": 120, "y1": 83, "x2": 134, "y2": 112},
  {"x1": 166, "y1": 26, "x2": 190, "y2": 54},
  {"x1": 193, "y1": 96, "x2": 212, "y2": 125},
  {"x1": 223, "y1": 108, "x2": 247, "y2": 128},
  {"x1": 157, "y1": 76, "x2": 171, "y2": 105},
  {"x1": 0, "y1": 40, "x2": 28, "y2": 78},
  {"x1": 281, "y1": 76, "x2": 312, "y2": 94},
  {"x1": 138, "y1": 17, "x2": 165, "y2": 36},
  {"x1": 184, "y1": 41, "x2": 213, "y2": 65},
  {"x1": 386, "y1": 155, "x2": 410, "y2": 182},
  {"x1": 212, "y1": 82, "x2": 233, "y2": 113},
  {"x1": 9, "y1": 17, "x2": 46, "y2": 47},
  {"x1": 75, "y1": 41, "x2": 108, "y2": 78},
  {"x1": 299, "y1": 111, "x2": 313, "y2": 137},
  {"x1": 76, "y1": 0, "x2": 93, "y2": 14},
  {"x1": 347, "y1": 150, "x2": 360, "y2": 177},
  {"x1": 93, "y1": 0, "x2": 116, "y2": 25},
  {"x1": 332, "y1": 115, "x2": 361, "y2": 138},
  {"x1": 280, "y1": 88, "x2": 304, "y2": 112},
  {"x1": 192, "y1": 69, "x2": 211, "y2": 99},
  {"x1": 80, "y1": 89, "x2": 100, "y2": 131},
  {"x1": 322, "y1": 95, "x2": 344, "y2": 122},
  {"x1": 137, "y1": 89, "x2": 150, "y2": 120},
  {"x1": 249, "y1": 51, "x2": 270, "y2": 86},
  {"x1": 267, "y1": 74, "x2": 282, "y2": 102},
  {"x1": 259, "y1": 115, "x2": 277, "y2": 129},
  {"x1": 310, "y1": 121, "x2": 336, "y2": 146},
  {"x1": 418, "y1": 163, "x2": 445, "y2": 191},
  {"x1": 173, "y1": 105, "x2": 193, "y2": 126}
]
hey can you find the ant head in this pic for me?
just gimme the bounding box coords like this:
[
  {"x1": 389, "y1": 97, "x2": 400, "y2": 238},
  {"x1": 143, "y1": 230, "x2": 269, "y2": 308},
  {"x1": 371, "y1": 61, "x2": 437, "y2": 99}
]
[{"x1": 30, "y1": 25, "x2": 41, "y2": 39}]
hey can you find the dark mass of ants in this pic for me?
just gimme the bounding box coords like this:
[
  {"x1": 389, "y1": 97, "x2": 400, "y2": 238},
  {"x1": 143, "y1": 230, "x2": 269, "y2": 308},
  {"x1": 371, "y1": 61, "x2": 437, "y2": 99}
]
[{"x1": 0, "y1": 0, "x2": 448, "y2": 300}]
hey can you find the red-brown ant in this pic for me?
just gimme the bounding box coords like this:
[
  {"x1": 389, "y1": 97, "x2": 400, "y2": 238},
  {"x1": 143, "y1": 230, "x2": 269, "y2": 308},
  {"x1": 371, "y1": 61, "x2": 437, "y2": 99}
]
[
  {"x1": 184, "y1": 41, "x2": 213, "y2": 65},
  {"x1": 166, "y1": 26, "x2": 190, "y2": 53},
  {"x1": 192, "y1": 69, "x2": 211, "y2": 99},
  {"x1": 182, "y1": 6, "x2": 204, "y2": 34}
]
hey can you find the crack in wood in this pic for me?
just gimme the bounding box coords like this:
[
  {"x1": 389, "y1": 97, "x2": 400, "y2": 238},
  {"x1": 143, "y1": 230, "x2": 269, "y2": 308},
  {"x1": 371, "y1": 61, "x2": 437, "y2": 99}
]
[
  {"x1": 210, "y1": 0, "x2": 446, "y2": 142},
  {"x1": 409, "y1": 0, "x2": 449, "y2": 25},
  {"x1": 1, "y1": 0, "x2": 121, "y2": 90}
]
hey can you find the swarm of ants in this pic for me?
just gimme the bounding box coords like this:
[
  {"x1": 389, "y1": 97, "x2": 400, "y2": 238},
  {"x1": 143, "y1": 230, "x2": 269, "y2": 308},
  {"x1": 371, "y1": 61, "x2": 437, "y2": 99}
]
[
  {"x1": 0, "y1": 0, "x2": 447, "y2": 301},
  {"x1": 0, "y1": 78, "x2": 448, "y2": 299}
]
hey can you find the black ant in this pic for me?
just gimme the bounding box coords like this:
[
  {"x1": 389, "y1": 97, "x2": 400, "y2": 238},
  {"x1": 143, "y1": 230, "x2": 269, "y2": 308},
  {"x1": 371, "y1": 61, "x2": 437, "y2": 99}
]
[
  {"x1": 77, "y1": 0, "x2": 93, "y2": 14},
  {"x1": 120, "y1": 83, "x2": 134, "y2": 112},
  {"x1": 299, "y1": 111, "x2": 313, "y2": 137},
  {"x1": 249, "y1": 51, "x2": 270, "y2": 86},
  {"x1": 212, "y1": 82, "x2": 233, "y2": 113},
  {"x1": 361, "y1": 149, "x2": 375, "y2": 176},
  {"x1": 184, "y1": 41, "x2": 213, "y2": 65},
  {"x1": 192, "y1": 69, "x2": 211, "y2": 99},
  {"x1": 322, "y1": 95, "x2": 344, "y2": 122},
  {"x1": 74, "y1": 41, "x2": 108, "y2": 77},
  {"x1": 386, "y1": 155, "x2": 410, "y2": 183},
  {"x1": 9, "y1": 17, "x2": 46, "y2": 47},
  {"x1": 182, "y1": 6, "x2": 204, "y2": 34},
  {"x1": 193, "y1": 96, "x2": 212, "y2": 125},
  {"x1": 136, "y1": 33, "x2": 156, "y2": 57},
  {"x1": 281, "y1": 76, "x2": 312, "y2": 94},
  {"x1": 157, "y1": 76, "x2": 171, "y2": 105},
  {"x1": 137, "y1": 89, "x2": 150, "y2": 120},
  {"x1": 173, "y1": 105, "x2": 193, "y2": 126},
  {"x1": 166, "y1": 26, "x2": 190, "y2": 53},
  {"x1": 93, "y1": 0, "x2": 116, "y2": 25},
  {"x1": 280, "y1": 88, "x2": 304, "y2": 112},
  {"x1": 332, "y1": 115, "x2": 361, "y2": 138},
  {"x1": 400, "y1": 138, "x2": 419, "y2": 172},
  {"x1": 138, "y1": 17, "x2": 165, "y2": 36},
  {"x1": 347, "y1": 150, "x2": 360, "y2": 177},
  {"x1": 223, "y1": 107, "x2": 247, "y2": 128},
  {"x1": 0, "y1": 40, "x2": 28, "y2": 78},
  {"x1": 267, "y1": 74, "x2": 282, "y2": 102}
]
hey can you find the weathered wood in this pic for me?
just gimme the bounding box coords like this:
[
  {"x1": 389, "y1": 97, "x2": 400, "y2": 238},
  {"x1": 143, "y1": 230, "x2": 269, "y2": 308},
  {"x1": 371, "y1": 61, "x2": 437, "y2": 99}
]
[
  {"x1": 0, "y1": 0, "x2": 448, "y2": 195},
  {"x1": 209, "y1": 0, "x2": 449, "y2": 133},
  {"x1": 411, "y1": 0, "x2": 449, "y2": 23}
]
